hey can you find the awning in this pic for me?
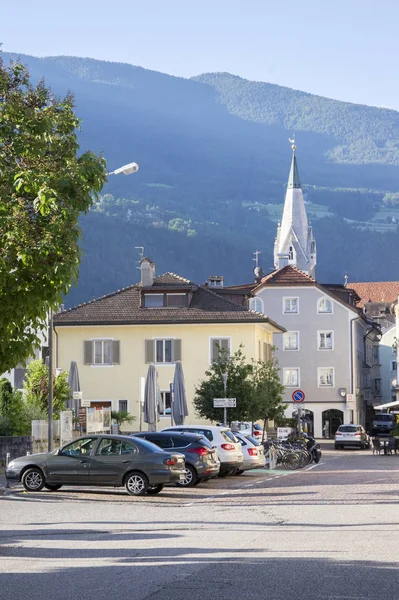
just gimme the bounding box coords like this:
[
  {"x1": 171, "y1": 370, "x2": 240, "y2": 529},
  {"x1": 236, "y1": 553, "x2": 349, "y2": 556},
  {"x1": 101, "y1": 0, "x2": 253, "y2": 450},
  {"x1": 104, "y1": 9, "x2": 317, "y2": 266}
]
[{"x1": 373, "y1": 400, "x2": 399, "y2": 410}]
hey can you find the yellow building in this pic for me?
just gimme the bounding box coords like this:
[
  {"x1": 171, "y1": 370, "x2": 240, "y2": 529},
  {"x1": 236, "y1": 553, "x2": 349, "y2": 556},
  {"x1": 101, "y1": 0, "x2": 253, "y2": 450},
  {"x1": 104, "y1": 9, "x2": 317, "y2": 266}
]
[{"x1": 53, "y1": 259, "x2": 285, "y2": 429}]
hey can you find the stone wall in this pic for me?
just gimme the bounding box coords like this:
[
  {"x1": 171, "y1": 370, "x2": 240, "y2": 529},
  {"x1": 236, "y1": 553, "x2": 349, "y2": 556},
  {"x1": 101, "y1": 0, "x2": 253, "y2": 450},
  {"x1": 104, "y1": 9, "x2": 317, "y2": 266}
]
[{"x1": 0, "y1": 436, "x2": 33, "y2": 464}]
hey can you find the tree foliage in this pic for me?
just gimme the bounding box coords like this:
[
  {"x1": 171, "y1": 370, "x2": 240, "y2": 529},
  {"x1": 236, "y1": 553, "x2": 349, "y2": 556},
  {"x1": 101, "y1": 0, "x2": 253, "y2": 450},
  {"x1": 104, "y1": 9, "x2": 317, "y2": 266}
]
[
  {"x1": 23, "y1": 360, "x2": 70, "y2": 418},
  {"x1": 193, "y1": 347, "x2": 286, "y2": 425},
  {"x1": 0, "y1": 58, "x2": 107, "y2": 373},
  {"x1": 111, "y1": 410, "x2": 136, "y2": 426},
  {"x1": 0, "y1": 377, "x2": 26, "y2": 436}
]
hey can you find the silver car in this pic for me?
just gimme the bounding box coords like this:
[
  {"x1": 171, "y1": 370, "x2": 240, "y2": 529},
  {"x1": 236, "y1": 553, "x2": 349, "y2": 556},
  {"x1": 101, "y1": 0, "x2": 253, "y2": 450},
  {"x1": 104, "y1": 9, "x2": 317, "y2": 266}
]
[
  {"x1": 334, "y1": 424, "x2": 370, "y2": 450},
  {"x1": 233, "y1": 432, "x2": 266, "y2": 473}
]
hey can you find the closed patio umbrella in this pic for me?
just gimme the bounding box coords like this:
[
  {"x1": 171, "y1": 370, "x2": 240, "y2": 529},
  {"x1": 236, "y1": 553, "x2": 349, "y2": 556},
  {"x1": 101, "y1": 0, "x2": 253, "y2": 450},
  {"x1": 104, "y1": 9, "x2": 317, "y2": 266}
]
[
  {"x1": 144, "y1": 364, "x2": 159, "y2": 431},
  {"x1": 67, "y1": 361, "x2": 81, "y2": 419},
  {"x1": 172, "y1": 360, "x2": 188, "y2": 425}
]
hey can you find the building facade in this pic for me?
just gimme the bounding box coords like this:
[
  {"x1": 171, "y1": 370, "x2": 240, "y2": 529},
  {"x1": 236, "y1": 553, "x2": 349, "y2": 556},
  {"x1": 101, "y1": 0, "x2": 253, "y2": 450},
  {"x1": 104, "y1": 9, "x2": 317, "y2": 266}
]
[{"x1": 53, "y1": 259, "x2": 284, "y2": 430}]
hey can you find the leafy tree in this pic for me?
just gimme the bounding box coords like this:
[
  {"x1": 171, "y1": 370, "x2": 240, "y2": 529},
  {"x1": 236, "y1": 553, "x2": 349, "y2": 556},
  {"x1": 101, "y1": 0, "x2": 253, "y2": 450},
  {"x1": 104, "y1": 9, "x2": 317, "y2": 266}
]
[
  {"x1": 249, "y1": 358, "x2": 287, "y2": 436},
  {"x1": 193, "y1": 347, "x2": 254, "y2": 423},
  {"x1": 0, "y1": 377, "x2": 27, "y2": 436},
  {"x1": 23, "y1": 360, "x2": 70, "y2": 418},
  {"x1": 0, "y1": 57, "x2": 107, "y2": 374}
]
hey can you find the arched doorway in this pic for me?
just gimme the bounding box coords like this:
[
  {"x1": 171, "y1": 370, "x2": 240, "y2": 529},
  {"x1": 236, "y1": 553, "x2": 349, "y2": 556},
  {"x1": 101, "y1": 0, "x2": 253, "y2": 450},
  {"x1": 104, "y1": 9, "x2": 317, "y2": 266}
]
[
  {"x1": 292, "y1": 409, "x2": 314, "y2": 436},
  {"x1": 322, "y1": 409, "x2": 343, "y2": 438}
]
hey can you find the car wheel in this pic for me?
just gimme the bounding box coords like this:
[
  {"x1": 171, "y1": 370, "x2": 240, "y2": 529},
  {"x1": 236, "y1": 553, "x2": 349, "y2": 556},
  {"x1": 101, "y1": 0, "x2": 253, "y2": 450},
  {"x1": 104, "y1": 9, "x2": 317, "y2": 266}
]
[
  {"x1": 125, "y1": 472, "x2": 149, "y2": 496},
  {"x1": 22, "y1": 468, "x2": 45, "y2": 492},
  {"x1": 44, "y1": 484, "x2": 63, "y2": 491},
  {"x1": 176, "y1": 464, "x2": 197, "y2": 487},
  {"x1": 146, "y1": 484, "x2": 164, "y2": 495}
]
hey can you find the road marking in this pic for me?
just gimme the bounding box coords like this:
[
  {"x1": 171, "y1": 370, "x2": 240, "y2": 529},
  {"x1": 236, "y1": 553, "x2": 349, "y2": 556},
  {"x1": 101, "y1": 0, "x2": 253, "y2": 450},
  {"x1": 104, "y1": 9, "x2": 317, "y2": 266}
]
[{"x1": 304, "y1": 462, "x2": 325, "y2": 471}]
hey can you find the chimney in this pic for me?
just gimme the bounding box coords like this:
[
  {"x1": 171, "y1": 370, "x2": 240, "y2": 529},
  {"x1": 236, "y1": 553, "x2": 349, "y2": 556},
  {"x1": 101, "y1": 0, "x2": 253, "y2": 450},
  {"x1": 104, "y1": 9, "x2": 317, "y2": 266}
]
[
  {"x1": 140, "y1": 258, "x2": 155, "y2": 287},
  {"x1": 277, "y1": 253, "x2": 290, "y2": 269},
  {"x1": 207, "y1": 275, "x2": 224, "y2": 288}
]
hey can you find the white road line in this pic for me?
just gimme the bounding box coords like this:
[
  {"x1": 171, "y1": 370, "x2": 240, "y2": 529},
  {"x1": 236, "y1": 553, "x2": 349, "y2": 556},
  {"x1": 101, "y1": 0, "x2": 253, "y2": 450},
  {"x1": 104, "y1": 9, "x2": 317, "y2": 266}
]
[{"x1": 304, "y1": 461, "x2": 325, "y2": 471}]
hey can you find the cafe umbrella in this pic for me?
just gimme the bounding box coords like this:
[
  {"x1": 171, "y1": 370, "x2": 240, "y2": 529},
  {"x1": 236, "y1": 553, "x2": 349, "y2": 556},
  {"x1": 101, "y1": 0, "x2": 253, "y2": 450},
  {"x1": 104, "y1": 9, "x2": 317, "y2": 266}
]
[
  {"x1": 172, "y1": 360, "x2": 188, "y2": 425},
  {"x1": 67, "y1": 360, "x2": 81, "y2": 422},
  {"x1": 143, "y1": 363, "x2": 159, "y2": 432}
]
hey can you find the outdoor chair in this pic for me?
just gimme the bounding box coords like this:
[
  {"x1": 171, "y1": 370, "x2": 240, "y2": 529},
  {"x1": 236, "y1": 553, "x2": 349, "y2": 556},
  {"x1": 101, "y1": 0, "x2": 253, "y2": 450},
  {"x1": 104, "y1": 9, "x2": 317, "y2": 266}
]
[{"x1": 371, "y1": 438, "x2": 381, "y2": 455}]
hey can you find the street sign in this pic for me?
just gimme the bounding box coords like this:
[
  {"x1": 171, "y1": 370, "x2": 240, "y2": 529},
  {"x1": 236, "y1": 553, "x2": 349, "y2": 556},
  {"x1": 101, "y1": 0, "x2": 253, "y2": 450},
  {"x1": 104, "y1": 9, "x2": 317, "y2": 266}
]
[
  {"x1": 213, "y1": 398, "x2": 237, "y2": 408},
  {"x1": 292, "y1": 389, "x2": 305, "y2": 403},
  {"x1": 73, "y1": 391, "x2": 83, "y2": 401},
  {"x1": 78, "y1": 407, "x2": 87, "y2": 427},
  {"x1": 346, "y1": 393, "x2": 355, "y2": 409},
  {"x1": 81, "y1": 399, "x2": 91, "y2": 408}
]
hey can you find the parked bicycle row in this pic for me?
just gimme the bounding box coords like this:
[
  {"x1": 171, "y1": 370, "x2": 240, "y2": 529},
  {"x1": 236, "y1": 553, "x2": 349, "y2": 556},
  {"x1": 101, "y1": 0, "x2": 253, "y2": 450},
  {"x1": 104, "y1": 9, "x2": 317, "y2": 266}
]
[{"x1": 262, "y1": 435, "x2": 322, "y2": 470}]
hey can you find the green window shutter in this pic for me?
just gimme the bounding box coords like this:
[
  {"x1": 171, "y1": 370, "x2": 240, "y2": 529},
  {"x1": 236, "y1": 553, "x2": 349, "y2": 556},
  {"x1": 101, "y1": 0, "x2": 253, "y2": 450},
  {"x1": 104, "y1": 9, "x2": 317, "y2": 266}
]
[
  {"x1": 112, "y1": 341, "x2": 120, "y2": 365},
  {"x1": 173, "y1": 339, "x2": 182, "y2": 362},
  {"x1": 84, "y1": 341, "x2": 93, "y2": 365},
  {"x1": 211, "y1": 339, "x2": 219, "y2": 363},
  {"x1": 145, "y1": 340, "x2": 155, "y2": 363}
]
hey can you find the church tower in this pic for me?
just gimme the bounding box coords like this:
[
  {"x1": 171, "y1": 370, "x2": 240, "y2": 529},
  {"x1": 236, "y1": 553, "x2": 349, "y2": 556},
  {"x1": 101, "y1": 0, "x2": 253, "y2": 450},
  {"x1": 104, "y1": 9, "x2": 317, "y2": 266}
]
[{"x1": 273, "y1": 142, "x2": 316, "y2": 277}]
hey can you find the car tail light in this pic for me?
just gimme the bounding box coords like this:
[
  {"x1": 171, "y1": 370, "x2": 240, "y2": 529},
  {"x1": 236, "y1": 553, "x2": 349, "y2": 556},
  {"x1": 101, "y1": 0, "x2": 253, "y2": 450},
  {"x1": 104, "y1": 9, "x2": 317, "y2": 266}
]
[
  {"x1": 335, "y1": 432, "x2": 342, "y2": 436},
  {"x1": 187, "y1": 447, "x2": 208, "y2": 456},
  {"x1": 354, "y1": 432, "x2": 362, "y2": 437},
  {"x1": 248, "y1": 448, "x2": 258, "y2": 456},
  {"x1": 221, "y1": 443, "x2": 236, "y2": 451},
  {"x1": 163, "y1": 457, "x2": 177, "y2": 465},
  {"x1": 253, "y1": 430, "x2": 262, "y2": 436}
]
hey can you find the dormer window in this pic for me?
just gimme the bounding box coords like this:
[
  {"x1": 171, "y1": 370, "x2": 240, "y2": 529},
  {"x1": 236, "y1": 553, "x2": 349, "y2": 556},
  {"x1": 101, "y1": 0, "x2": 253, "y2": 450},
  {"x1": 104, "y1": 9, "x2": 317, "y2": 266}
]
[
  {"x1": 288, "y1": 246, "x2": 294, "y2": 260},
  {"x1": 144, "y1": 293, "x2": 188, "y2": 308}
]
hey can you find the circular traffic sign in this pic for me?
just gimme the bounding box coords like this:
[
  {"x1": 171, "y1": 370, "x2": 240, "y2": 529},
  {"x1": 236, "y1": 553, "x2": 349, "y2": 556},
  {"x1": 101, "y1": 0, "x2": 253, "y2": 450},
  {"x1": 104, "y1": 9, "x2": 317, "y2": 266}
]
[{"x1": 292, "y1": 389, "x2": 305, "y2": 403}]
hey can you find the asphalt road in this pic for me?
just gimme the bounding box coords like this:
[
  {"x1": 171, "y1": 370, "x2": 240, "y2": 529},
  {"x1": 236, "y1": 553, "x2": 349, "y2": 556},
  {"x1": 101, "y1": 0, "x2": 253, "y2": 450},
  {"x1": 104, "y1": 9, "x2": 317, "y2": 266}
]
[{"x1": 1, "y1": 445, "x2": 399, "y2": 600}]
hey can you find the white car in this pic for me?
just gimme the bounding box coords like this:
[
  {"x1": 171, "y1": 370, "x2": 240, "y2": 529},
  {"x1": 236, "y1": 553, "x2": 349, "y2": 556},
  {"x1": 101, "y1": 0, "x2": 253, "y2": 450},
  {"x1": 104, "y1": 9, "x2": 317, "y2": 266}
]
[
  {"x1": 161, "y1": 425, "x2": 243, "y2": 476},
  {"x1": 231, "y1": 421, "x2": 265, "y2": 442},
  {"x1": 233, "y1": 432, "x2": 266, "y2": 472}
]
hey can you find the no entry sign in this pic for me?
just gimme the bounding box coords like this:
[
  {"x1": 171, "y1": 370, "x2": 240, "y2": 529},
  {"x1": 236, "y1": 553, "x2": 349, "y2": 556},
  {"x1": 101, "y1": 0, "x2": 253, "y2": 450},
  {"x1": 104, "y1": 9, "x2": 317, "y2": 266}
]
[{"x1": 292, "y1": 389, "x2": 305, "y2": 403}]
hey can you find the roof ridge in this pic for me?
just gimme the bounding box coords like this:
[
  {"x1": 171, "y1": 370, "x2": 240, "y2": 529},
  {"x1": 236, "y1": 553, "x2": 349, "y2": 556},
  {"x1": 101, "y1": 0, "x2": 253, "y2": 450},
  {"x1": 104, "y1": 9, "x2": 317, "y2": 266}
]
[
  {"x1": 155, "y1": 271, "x2": 192, "y2": 284},
  {"x1": 199, "y1": 284, "x2": 270, "y2": 319}
]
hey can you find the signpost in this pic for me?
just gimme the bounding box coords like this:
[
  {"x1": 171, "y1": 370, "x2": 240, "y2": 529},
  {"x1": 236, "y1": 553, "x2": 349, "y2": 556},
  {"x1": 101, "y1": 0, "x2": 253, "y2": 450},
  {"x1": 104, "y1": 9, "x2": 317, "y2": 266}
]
[
  {"x1": 292, "y1": 389, "x2": 305, "y2": 433},
  {"x1": 81, "y1": 399, "x2": 91, "y2": 408},
  {"x1": 73, "y1": 391, "x2": 82, "y2": 401},
  {"x1": 213, "y1": 398, "x2": 236, "y2": 426}
]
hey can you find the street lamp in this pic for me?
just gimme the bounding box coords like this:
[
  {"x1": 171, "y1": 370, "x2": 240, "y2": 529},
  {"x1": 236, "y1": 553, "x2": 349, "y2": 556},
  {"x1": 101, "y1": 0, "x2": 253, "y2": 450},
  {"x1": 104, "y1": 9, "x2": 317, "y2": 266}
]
[
  {"x1": 47, "y1": 160, "x2": 139, "y2": 451},
  {"x1": 107, "y1": 162, "x2": 139, "y2": 176}
]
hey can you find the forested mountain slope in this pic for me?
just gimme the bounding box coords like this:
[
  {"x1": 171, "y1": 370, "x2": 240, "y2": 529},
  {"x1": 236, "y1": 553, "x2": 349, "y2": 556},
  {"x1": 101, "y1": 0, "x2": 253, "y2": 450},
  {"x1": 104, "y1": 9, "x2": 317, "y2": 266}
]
[{"x1": 3, "y1": 52, "x2": 399, "y2": 306}]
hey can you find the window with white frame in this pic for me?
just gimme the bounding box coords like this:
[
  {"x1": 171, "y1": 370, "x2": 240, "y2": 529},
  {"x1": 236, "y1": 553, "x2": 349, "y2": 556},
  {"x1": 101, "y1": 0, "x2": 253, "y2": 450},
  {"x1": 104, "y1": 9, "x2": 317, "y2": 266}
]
[
  {"x1": 317, "y1": 297, "x2": 333, "y2": 313},
  {"x1": 283, "y1": 368, "x2": 300, "y2": 387},
  {"x1": 283, "y1": 331, "x2": 299, "y2": 350},
  {"x1": 283, "y1": 297, "x2": 298, "y2": 314},
  {"x1": 211, "y1": 338, "x2": 231, "y2": 363},
  {"x1": 249, "y1": 297, "x2": 263, "y2": 313},
  {"x1": 318, "y1": 367, "x2": 334, "y2": 387},
  {"x1": 160, "y1": 391, "x2": 171, "y2": 416},
  {"x1": 156, "y1": 339, "x2": 173, "y2": 363},
  {"x1": 318, "y1": 331, "x2": 334, "y2": 350},
  {"x1": 84, "y1": 340, "x2": 120, "y2": 365}
]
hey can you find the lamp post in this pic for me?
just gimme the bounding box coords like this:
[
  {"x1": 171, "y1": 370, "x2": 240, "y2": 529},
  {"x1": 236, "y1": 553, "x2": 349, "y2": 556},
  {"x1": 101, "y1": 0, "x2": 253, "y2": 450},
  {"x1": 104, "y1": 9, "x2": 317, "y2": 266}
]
[{"x1": 47, "y1": 160, "x2": 139, "y2": 451}]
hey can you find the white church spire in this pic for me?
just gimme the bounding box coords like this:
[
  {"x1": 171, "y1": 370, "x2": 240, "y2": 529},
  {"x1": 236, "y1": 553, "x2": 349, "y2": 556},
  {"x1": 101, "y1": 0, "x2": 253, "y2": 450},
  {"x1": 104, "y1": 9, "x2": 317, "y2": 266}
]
[{"x1": 273, "y1": 141, "x2": 316, "y2": 277}]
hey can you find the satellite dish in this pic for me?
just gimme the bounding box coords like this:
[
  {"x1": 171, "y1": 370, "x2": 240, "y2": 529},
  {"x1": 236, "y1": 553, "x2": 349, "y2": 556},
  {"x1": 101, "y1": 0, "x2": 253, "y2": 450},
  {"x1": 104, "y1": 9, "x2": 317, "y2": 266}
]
[{"x1": 254, "y1": 266, "x2": 263, "y2": 278}]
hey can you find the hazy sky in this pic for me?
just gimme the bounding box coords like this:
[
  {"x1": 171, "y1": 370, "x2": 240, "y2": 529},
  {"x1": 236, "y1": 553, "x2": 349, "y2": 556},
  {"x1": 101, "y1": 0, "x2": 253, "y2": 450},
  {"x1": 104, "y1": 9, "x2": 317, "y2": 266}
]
[{"x1": 2, "y1": 0, "x2": 398, "y2": 109}]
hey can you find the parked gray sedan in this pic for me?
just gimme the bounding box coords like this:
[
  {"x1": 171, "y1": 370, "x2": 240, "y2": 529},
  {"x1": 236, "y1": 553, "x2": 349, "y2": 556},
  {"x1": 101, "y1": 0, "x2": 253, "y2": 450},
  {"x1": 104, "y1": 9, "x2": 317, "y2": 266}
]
[{"x1": 5, "y1": 435, "x2": 186, "y2": 496}]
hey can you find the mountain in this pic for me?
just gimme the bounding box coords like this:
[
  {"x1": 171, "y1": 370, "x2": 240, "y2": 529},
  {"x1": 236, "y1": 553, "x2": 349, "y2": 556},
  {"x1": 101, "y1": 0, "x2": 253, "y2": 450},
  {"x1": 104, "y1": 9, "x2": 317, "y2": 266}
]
[{"x1": 2, "y1": 52, "x2": 399, "y2": 306}]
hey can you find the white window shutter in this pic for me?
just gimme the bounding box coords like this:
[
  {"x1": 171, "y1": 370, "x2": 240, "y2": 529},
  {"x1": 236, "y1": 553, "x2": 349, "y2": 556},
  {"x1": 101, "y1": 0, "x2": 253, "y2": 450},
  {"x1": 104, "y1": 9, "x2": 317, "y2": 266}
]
[
  {"x1": 145, "y1": 340, "x2": 155, "y2": 363},
  {"x1": 84, "y1": 341, "x2": 93, "y2": 365}
]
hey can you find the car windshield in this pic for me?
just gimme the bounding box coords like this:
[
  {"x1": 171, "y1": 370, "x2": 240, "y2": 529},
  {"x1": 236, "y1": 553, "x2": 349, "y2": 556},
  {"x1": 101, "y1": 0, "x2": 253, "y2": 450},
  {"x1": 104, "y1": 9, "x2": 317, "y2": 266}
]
[
  {"x1": 374, "y1": 414, "x2": 394, "y2": 422},
  {"x1": 246, "y1": 435, "x2": 260, "y2": 446},
  {"x1": 338, "y1": 426, "x2": 357, "y2": 433},
  {"x1": 134, "y1": 438, "x2": 164, "y2": 453},
  {"x1": 222, "y1": 430, "x2": 239, "y2": 443}
]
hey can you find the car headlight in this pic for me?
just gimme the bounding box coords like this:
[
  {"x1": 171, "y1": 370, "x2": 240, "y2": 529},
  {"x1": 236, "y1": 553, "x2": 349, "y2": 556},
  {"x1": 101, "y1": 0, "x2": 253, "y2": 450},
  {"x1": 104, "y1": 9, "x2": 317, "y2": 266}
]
[{"x1": 7, "y1": 461, "x2": 15, "y2": 469}]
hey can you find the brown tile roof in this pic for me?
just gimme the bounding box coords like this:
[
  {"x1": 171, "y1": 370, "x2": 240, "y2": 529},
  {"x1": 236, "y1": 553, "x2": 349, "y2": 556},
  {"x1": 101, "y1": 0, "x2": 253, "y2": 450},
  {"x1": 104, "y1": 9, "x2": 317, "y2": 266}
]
[
  {"x1": 347, "y1": 281, "x2": 399, "y2": 308},
  {"x1": 54, "y1": 272, "x2": 285, "y2": 330},
  {"x1": 253, "y1": 265, "x2": 316, "y2": 290}
]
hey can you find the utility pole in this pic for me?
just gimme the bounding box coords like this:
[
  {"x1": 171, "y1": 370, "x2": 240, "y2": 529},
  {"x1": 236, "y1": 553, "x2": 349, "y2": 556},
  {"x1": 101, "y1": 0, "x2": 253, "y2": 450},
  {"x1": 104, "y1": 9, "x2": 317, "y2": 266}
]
[
  {"x1": 222, "y1": 372, "x2": 228, "y2": 426},
  {"x1": 47, "y1": 308, "x2": 53, "y2": 452}
]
